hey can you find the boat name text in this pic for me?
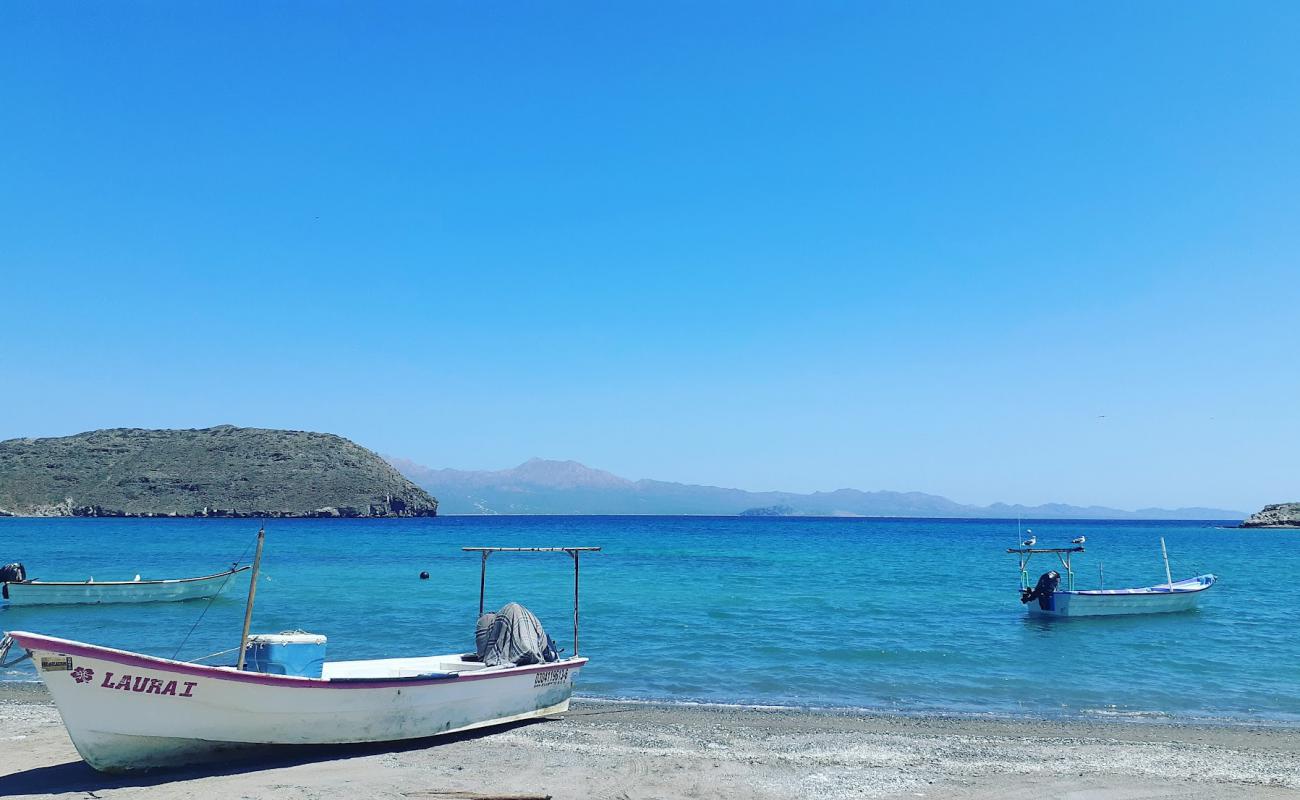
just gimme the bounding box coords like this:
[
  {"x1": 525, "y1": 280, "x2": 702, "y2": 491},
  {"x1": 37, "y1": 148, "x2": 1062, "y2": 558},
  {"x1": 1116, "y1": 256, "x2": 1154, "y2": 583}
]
[{"x1": 98, "y1": 671, "x2": 197, "y2": 698}]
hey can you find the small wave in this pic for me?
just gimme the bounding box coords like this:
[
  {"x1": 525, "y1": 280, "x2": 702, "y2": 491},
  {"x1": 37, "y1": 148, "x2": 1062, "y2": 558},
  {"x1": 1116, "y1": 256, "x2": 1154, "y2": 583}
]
[
  {"x1": 1081, "y1": 707, "x2": 1171, "y2": 719},
  {"x1": 574, "y1": 694, "x2": 1300, "y2": 729}
]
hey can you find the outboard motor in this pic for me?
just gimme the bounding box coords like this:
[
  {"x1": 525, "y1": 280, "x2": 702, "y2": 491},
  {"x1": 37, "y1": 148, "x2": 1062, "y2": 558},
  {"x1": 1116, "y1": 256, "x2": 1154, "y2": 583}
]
[
  {"x1": 475, "y1": 602, "x2": 560, "y2": 667},
  {"x1": 1020, "y1": 570, "x2": 1060, "y2": 610},
  {"x1": 0, "y1": 563, "x2": 26, "y2": 583}
]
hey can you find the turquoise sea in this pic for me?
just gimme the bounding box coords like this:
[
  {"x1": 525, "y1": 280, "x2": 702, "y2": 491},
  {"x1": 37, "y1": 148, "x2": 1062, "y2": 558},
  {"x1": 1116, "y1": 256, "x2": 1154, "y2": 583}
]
[{"x1": 2, "y1": 517, "x2": 1296, "y2": 725}]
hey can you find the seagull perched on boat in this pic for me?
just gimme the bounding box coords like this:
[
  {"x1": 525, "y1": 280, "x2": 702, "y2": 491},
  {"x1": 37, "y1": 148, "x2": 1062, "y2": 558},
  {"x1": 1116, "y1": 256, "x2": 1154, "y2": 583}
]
[
  {"x1": 1072, "y1": 536, "x2": 1086, "y2": 545},
  {"x1": 1022, "y1": 534, "x2": 1037, "y2": 547}
]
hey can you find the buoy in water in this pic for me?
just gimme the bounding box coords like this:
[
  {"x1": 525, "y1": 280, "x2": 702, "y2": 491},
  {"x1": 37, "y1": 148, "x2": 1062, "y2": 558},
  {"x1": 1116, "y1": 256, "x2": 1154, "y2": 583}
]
[{"x1": 419, "y1": 571, "x2": 430, "y2": 580}]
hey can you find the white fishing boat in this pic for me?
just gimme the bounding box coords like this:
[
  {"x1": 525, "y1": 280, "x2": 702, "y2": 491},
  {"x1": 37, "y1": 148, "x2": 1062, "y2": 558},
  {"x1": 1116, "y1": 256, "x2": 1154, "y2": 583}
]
[
  {"x1": 1, "y1": 565, "x2": 250, "y2": 606},
  {"x1": 1010, "y1": 537, "x2": 1215, "y2": 618},
  {"x1": 0, "y1": 536, "x2": 600, "y2": 772}
]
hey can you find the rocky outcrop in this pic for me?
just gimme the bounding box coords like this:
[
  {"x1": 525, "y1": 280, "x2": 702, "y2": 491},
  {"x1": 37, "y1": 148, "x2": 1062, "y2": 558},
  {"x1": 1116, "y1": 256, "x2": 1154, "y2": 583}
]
[
  {"x1": 0, "y1": 426, "x2": 437, "y2": 518},
  {"x1": 1240, "y1": 503, "x2": 1300, "y2": 528}
]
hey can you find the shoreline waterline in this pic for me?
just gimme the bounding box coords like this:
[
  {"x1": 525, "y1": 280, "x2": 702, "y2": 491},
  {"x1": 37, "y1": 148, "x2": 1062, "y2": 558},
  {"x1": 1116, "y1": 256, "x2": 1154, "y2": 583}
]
[
  {"x1": 2, "y1": 695, "x2": 1297, "y2": 799},
  {"x1": 7, "y1": 681, "x2": 1299, "y2": 734}
]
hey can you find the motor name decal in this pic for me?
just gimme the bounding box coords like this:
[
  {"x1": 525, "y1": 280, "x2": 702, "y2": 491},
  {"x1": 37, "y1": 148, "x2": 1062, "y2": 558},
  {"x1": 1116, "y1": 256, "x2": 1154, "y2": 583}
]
[
  {"x1": 98, "y1": 671, "x2": 197, "y2": 697},
  {"x1": 533, "y1": 668, "x2": 570, "y2": 687},
  {"x1": 40, "y1": 656, "x2": 73, "y2": 672}
]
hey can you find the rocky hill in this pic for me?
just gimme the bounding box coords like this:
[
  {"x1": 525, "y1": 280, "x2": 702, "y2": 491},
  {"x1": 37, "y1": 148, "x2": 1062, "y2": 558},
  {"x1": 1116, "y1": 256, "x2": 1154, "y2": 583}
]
[
  {"x1": 390, "y1": 456, "x2": 1242, "y2": 519},
  {"x1": 0, "y1": 426, "x2": 437, "y2": 518},
  {"x1": 1240, "y1": 503, "x2": 1300, "y2": 528}
]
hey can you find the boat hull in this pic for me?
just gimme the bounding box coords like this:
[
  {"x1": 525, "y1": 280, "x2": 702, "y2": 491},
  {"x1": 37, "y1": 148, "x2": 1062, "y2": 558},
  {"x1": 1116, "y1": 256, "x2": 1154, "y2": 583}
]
[
  {"x1": 1026, "y1": 574, "x2": 1216, "y2": 618},
  {"x1": 2, "y1": 568, "x2": 248, "y2": 606},
  {"x1": 8, "y1": 631, "x2": 585, "y2": 772}
]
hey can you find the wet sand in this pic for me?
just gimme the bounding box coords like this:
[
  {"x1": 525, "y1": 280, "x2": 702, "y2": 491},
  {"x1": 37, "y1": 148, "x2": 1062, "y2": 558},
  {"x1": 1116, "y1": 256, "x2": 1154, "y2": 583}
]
[{"x1": 2, "y1": 685, "x2": 1297, "y2": 799}]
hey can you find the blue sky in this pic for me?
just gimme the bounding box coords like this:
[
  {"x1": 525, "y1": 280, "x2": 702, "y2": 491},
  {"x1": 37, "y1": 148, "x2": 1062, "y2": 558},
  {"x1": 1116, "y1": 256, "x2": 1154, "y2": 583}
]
[{"x1": 2, "y1": 2, "x2": 1296, "y2": 512}]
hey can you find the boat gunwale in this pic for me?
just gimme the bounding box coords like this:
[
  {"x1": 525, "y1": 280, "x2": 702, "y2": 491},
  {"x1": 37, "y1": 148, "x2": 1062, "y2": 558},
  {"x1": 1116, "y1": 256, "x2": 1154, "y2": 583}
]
[
  {"x1": 6, "y1": 630, "x2": 588, "y2": 690},
  {"x1": 3, "y1": 565, "x2": 251, "y2": 588},
  {"x1": 1063, "y1": 574, "x2": 1216, "y2": 597}
]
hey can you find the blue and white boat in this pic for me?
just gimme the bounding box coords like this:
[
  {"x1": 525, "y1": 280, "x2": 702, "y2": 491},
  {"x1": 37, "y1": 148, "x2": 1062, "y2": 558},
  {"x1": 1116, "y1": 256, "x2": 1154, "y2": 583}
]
[
  {"x1": 1010, "y1": 538, "x2": 1215, "y2": 618},
  {"x1": 2, "y1": 564, "x2": 250, "y2": 606}
]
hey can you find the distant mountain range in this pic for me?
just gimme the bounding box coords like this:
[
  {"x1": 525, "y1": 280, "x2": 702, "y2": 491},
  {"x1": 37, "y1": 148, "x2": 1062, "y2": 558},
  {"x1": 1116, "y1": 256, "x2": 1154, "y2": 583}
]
[{"x1": 387, "y1": 457, "x2": 1244, "y2": 520}]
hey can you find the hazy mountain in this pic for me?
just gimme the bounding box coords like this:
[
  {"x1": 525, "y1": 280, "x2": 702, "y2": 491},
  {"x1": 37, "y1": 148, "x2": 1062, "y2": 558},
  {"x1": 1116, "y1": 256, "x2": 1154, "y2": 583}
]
[{"x1": 388, "y1": 457, "x2": 1243, "y2": 520}]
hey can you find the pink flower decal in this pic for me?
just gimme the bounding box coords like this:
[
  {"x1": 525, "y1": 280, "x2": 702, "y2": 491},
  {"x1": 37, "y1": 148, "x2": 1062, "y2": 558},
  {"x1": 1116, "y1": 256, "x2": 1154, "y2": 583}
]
[{"x1": 72, "y1": 666, "x2": 94, "y2": 684}]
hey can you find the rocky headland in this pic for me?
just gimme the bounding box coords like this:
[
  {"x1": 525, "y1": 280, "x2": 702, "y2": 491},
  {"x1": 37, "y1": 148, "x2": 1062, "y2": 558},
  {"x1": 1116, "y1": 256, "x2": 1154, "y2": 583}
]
[
  {"x1": 1239, "y1": 502, "x2": 1300, "y2": 528},
  {"x1": 0, "y1": 426, "x2": 437, "y2": 518}
]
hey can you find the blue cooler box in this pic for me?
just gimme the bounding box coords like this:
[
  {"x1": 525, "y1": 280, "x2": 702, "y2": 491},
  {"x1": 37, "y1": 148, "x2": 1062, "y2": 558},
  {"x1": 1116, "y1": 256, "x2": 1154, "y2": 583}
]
[{"x1": 243, "y1": 632, "x2": 327, "y2": 678}]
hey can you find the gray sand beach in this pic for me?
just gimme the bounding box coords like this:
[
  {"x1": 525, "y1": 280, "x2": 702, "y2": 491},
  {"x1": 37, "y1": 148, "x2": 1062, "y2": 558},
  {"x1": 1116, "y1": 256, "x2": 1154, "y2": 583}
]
[{"x1": 2, "y1": 684, "x2": 1297, "y2": 799}]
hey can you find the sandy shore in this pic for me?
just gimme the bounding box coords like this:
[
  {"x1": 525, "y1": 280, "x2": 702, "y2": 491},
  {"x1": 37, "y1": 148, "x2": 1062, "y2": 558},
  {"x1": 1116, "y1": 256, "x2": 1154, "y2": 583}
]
[{"x1": 2, "y1": 684, "x2": 1297, "y2": 799}]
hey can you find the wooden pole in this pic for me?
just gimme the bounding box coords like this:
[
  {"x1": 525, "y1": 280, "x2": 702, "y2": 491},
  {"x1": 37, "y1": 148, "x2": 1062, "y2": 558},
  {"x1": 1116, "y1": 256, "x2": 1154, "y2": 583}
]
[
  {"x1": 235, "y1": 528, "x2": 265, "y2": 671},
  {"x1": 1160, "y1": 537, "x2": 1173, "y2": 590}
]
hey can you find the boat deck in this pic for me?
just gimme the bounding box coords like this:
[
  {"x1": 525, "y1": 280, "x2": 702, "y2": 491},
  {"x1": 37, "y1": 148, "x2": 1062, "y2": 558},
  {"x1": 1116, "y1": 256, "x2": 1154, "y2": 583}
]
[
  {"x1": 1069, "y1": 575, "x2": 1215, "y2": 596},
  {"x1": 321, "y1": 653, "x2": 495, "y2": 679}
]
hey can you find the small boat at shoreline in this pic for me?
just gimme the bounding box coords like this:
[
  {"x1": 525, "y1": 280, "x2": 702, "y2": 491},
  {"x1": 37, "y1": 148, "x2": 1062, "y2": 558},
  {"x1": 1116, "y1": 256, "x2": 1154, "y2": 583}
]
[
  {"x1": 2, "y1": 629, "x2": 589, "y2": 772},
  {"x1": 1010, "y1": 537, "x2": 1215, "y2": 618},
  {"x1": 1, "y1": 564, "x2": 250, "y2": 606},
  {"x1": 0, "y1": 536, "x2": 600, "y2": 772}
]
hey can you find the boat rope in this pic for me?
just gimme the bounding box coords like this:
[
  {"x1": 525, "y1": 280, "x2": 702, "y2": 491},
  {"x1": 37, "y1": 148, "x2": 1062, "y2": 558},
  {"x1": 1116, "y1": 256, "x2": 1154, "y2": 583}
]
[
  {"x1": 170, "y1": 534, "x2": 257, "y2": 661},
  {"x1": 187, "y1": 645, "x2": 241, "y2": 663},
  {"x1": 0, "y1": 634, "x2": 32, "y2": 668}
]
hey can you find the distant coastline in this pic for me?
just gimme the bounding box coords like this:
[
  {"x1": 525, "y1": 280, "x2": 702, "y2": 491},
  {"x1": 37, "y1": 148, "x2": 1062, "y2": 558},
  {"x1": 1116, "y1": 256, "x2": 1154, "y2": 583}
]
[
  {"x1": 389, "y1": 456, "x2": 1246, "y2": 521},
  {"x1": 0, "y1": 425, "x2": 1255, "y2": 522}
]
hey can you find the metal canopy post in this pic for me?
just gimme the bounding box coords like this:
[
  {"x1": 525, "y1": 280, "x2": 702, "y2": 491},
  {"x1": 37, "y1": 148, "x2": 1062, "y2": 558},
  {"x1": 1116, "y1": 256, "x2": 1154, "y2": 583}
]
[
  {"x1": 463, "y1": 546, "x2": 601, "y2": 656},
  {"x1": 571, "y1": 549, "x2": 580, "y2": 655},
  {"x1": 1007, "y1": 545, "x2": 1084, "y2": 591},
  {"x1": 478, "y1": 550, "x2": 489, "y2": 617}
]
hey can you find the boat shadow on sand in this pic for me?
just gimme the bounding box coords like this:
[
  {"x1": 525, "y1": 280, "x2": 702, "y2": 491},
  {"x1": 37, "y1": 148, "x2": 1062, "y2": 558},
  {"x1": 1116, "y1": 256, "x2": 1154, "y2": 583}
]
[{"x1": 0, "y1": 718, "x2": 548, "y2": 795}]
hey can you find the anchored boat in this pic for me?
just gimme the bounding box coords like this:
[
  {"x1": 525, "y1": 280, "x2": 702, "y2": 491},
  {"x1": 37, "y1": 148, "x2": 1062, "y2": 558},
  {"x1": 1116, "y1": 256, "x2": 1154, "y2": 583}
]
[
  {"x1": 1, "y1": 562, "x2": 250, "y2": 606},
  {"x1": 1011, "y1": 537, "x2": 1215, "y2": 618},
  {"x1": 0, "y1": 534, "x2": 600, "y2": 772}
]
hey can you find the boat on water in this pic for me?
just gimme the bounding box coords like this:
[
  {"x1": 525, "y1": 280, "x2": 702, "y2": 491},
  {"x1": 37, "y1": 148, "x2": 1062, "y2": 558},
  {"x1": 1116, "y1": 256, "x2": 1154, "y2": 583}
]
[
  {"x1": 0, "y1": 536, "x2": 600, "y2": 772},
  {"x1": 1, "y1": 562, "x2": 250, "y2": 606},
  {"x1": 1010, "y1": 537, "x2": 1215, "y2": 618}
]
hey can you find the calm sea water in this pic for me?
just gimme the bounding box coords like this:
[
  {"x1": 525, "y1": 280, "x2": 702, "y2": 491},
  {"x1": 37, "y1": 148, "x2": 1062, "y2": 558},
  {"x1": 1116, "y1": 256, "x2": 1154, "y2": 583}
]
[{"x1": 2, "y1": 516, "x2": 1296, "y2": 724}]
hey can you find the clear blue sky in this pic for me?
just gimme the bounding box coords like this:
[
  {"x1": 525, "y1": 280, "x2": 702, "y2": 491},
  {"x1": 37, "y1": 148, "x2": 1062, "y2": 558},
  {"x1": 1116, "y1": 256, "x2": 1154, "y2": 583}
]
[{"x1": 2, "y1": 3, "x2": 1296, "y2": 512}]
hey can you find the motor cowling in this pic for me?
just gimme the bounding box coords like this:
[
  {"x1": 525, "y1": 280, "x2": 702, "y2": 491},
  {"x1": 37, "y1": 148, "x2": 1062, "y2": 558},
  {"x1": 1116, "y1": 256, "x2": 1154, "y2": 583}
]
[
  {"x1": 475, "y1": 602, "x2": 560, "y2": 667},
  {"x1": 1020, "y1": 570, "x2": 1060, "y2": 609},
  {"x1": 0, "y1": 563, "x2": 25, "y2": 583}
]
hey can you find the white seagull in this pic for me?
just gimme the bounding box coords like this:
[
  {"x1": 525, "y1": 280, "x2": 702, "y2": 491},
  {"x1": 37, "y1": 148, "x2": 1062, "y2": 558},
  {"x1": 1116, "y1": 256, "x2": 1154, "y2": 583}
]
[
  {"x1": 1021, "y1": 530, "x2": 1037, "y2": 547},
  {"x1": 1072, "y1": 536, "x2": 1086, "y2": 545}
]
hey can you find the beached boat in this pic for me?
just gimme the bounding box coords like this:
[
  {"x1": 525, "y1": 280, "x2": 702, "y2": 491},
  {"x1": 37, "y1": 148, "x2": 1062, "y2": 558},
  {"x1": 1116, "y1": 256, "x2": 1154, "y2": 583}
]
[
  {"x1": 1, "y1": 566, "x2": 250, "y2": 606},
  {"x1": 1010, "y1": 538, "x2": 1215, "y2": 618},
  {"x1": 0, "y1": 539, "x2": 599, "y2": 772}
]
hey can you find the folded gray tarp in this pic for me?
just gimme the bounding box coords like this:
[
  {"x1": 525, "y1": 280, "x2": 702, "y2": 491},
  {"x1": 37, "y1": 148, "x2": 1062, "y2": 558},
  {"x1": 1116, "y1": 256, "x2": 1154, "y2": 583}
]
[{"x1": 475, "y1": 602, "x2": 557, "y2": 666}]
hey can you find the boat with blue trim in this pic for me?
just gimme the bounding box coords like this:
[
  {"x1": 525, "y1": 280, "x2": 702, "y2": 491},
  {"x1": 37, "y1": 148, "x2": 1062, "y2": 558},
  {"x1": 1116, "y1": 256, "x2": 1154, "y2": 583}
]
[
  {"x1": 1, "y1": 562, "x2": 249, "y2": 606},
  {"x1": 1011, "y1": 537, "x2": 1215, "y2": 618}
]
